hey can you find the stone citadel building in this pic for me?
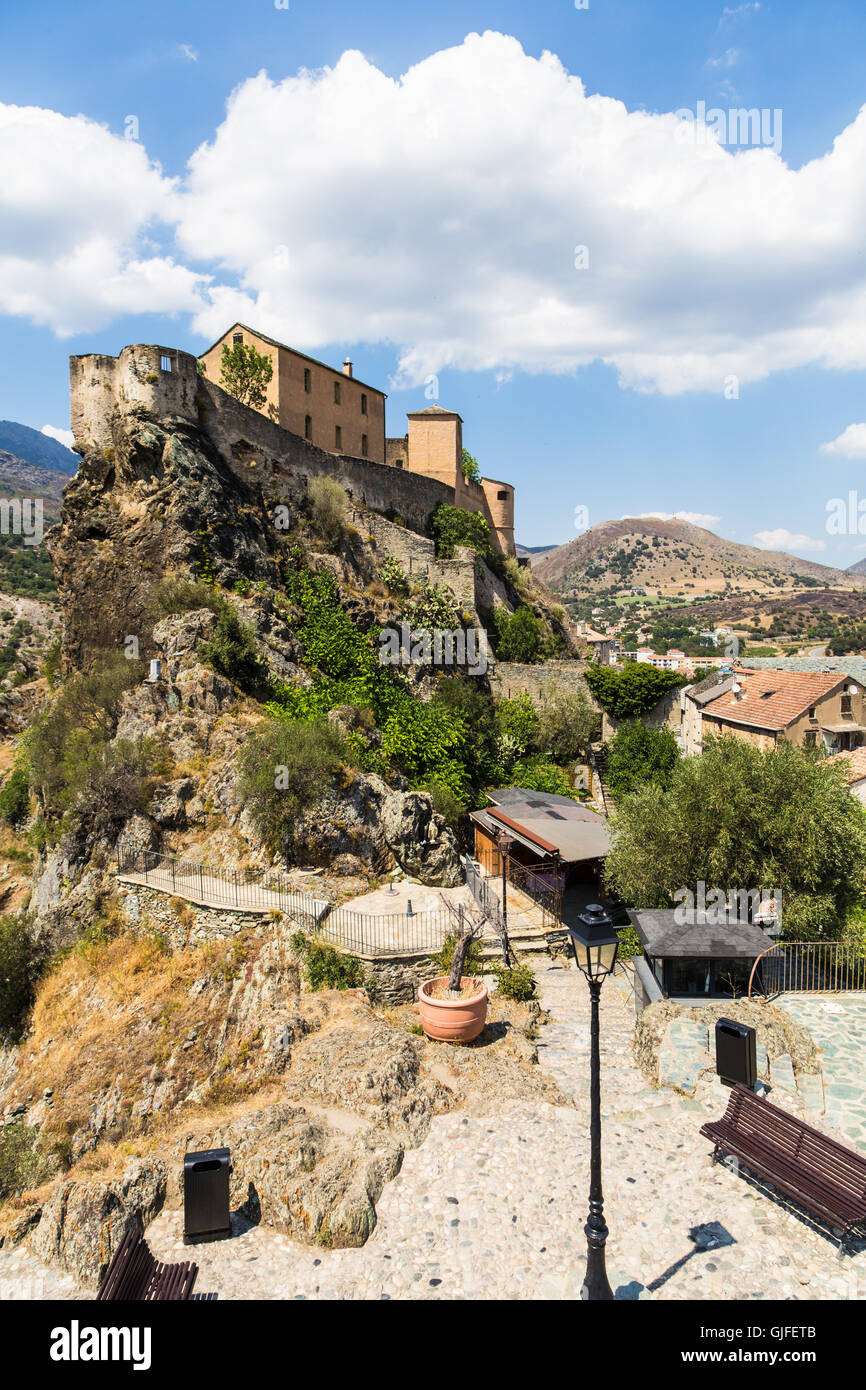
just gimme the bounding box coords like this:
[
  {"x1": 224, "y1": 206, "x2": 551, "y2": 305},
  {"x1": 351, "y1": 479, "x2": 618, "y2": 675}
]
[{"x1": 199, "y1": 323, "x2": 515, "y2": 555}]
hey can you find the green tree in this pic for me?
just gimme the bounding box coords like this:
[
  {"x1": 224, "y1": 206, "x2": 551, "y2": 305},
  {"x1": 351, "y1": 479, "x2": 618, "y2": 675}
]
[
  {"x1": 491, "y1": 606, "x2": 546, "y2": 663},
  {"x1": 605, "y1": 722, "x2": 681, "y2": 799},
  {"x1": 217, "y1": 341, "x2": 274, "y2": 409},
  {"x1": 0, "y1": 765, "x2": 29, "y2": 827},
  {"x1": 603, "y1": 735, "x2": 866, "y2": 939},
  {"x1": 494, "y1": 694, "x2": 539, "y2": 769},
  {"x1": 584, "y1": 662, "x2": 685, "y2": 719},
  {"x1": 307, "y1": 477, "x2": 348, "y2": 551},
  {"x1": 430, "y1": 503, "x2": 492, "y2": 560},
  {"x1": 0, "y1": 913, "x2": 37, "y2": 1039},
  {"x1": 23, "y1": 654, "x2": 142, "y2": 817},
  {"x1": 461, "y1": 448, "x2": 481, "y2": 483},
  {"x1": 237, "y1": 718, "x2": 350, "y2": 854},
  {"x1": 535, "y1": 684, "x2": 600, "y2": 763},
  {"x1": 198, "y1": 606, "x2": 267, "y2": 693}
]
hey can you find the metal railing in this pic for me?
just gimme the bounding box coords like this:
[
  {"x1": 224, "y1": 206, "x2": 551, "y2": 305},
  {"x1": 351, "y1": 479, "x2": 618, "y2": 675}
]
[
  {"x1": 115, "y1": 845, "x2": 450, "y2": 958},
  {"x1": 749, "y1": 941, "x2": 866, "y2": 997},
  {"x1": 462, "y1": 853, "x2": 503, "y2": 927},
  {"x1": 474, "y1": 845, "x2": 562, "y2": 928}
]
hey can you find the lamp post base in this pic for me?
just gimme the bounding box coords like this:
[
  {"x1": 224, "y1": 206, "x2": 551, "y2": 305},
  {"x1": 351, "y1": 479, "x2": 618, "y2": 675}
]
[{"x1": 581, "y1": 1225, "x2": 614, "y2": 1301}]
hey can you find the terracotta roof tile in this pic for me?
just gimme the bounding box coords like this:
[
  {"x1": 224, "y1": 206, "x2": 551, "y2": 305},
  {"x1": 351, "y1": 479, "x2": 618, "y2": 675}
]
[
  {"x1": 827, "y1": 747, "x2": 866, "y2": 782},
  {"x1": 701, "y1": 669, "x2": 845, "y2": 732}
]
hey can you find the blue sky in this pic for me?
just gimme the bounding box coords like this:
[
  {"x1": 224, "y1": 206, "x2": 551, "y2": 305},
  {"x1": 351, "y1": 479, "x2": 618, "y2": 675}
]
[{"x1": 3, "y1": 0, "x2": 866, "y2": 559}]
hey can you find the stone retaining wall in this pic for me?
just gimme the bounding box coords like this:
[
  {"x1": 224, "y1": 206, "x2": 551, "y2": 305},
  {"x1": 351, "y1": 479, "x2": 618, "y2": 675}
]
[
  {"x1": 489, "y1": 660, "x2": 591, "y2": 704},
  {"x1": 119, "y1": 884, "x2": 275, "y2": 951},
  {"x1": 362, "y1": 951, "x2": 439, "y2": 1007}
]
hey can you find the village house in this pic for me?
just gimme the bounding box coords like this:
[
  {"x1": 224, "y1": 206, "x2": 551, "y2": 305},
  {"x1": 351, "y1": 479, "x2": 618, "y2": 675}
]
[
  {"x1": 575, "y1": 623, "x2": 618, "y2": 665},
  {"x1": 680, "y1": 671, "x2": 742, "y2": 756},
  {"x1": 199, "y1": 323, "x2": 387, "y2": 464},
  {"x1": 199, "y1": 324, "x2": 515, "y2": 555},
  {"x1": 699, "y1": 668, "x2": 866, "y2": 753}
]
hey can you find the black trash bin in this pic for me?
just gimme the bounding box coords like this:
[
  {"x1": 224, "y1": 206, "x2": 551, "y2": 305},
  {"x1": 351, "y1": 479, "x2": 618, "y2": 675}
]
[
  {"x1": 715, "y1": 1018, "x2": 757, "y2": 1090},
  {"x1": 183, "y1": 1147, "x2": 231, "y2": 1245}
]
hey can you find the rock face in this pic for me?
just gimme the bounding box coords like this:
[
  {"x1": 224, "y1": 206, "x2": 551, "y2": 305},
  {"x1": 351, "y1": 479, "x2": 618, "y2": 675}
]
[
  {"x1": 47, "y1": 414, "x2": 282, "y2": 670},
  {"x1": 177, "y1": 1103, "x2": 402, "y2": 1248},
  {"x1": 635, "y1": 997, "x2": 821, "y2": 1089},
  {"x1": 294, "y1": 771, "x2": 461, "y2": 885},
  {"x1": 30, "y1": 1159, "x2": 166, "y2": 1289}
]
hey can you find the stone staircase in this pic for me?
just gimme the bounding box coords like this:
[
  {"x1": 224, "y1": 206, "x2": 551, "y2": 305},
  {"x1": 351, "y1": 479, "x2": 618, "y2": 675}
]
[
  {"x1": 590, "y1": 745, "x2": 616, "y2": 818},
  {"x1": 476, "y1": 880, "x2": 555, "y2": 963}
]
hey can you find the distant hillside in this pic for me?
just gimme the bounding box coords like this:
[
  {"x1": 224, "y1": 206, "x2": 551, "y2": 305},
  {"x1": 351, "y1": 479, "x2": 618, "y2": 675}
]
[
  {"x1": 515, "y1": 542, "x2": 558, "y2": 559},
  {"x1": 0, "y1": 420, "x2": 78, "y2": 476},
  {"x1": 533, "y1": 516, "x2": 866, "y2": 599},
  {"x1": 848, "y1": 556, "x2": 866, "y2": 575},
  {"x1": 0, "y1": 450, "x2": 62, "y2": 600}
]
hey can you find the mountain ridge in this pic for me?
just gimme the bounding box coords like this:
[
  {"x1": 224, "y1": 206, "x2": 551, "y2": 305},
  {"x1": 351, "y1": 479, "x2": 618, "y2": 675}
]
[
  {"x1": 533, "y1": 516, "x2": 866, "y2": 596},
  {"x1": 0, "y1": 420, "x2": 78, "y2": 476}
]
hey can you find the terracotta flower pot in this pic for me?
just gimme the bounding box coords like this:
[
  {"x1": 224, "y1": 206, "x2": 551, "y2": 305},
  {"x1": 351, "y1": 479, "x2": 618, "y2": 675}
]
[{"x1": 418, "y1": 976, "x2": 489, "y2": 1042}]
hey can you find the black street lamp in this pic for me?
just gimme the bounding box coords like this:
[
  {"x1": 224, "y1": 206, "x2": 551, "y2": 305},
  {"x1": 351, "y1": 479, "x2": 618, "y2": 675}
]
[{"x1": 567, "y1": 902, "x2": 620, "y2": 1302}]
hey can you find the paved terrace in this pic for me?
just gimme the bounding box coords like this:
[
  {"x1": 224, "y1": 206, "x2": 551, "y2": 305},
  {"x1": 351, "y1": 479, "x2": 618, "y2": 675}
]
[{"x1": 7, "y1": 970, "x2": 866, "y2": 1300}]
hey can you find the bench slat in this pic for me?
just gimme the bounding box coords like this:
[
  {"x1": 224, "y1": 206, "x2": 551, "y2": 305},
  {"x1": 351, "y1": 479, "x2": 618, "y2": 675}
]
[
  {"x1": 701, "y1": 1085, "x2": 866, "y2": 1239},
  {"x1": 97, "y1": 1228, "x2": 199, "y2": 1302}
]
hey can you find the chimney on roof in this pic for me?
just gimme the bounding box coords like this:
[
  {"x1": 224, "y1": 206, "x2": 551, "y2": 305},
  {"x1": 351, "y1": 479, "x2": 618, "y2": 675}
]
[{"x1": 342, "y1": 358, "x2": 353, "y2": 378}]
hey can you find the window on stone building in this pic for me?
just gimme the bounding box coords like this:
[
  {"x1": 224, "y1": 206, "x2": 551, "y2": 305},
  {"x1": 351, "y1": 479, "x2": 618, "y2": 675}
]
[
  {"x1": 497, "y1": 490, "x2": 508, "y2": 500},
  {"x1": 335, "y1": 425, "x2": 342, "y2": 450},
  {"x1": 305, "y1": 415, "x2": 312, "y2": 440},
  {"x1": 334, "y1": 381, "x2": 341, "y2": 405},
  {"x1": 361, "y1": 393, "x2": 368, "y2": 415},
  {"x1": 842, "y1": 694, "x2": 853, "y2": 715},
  {"x1": 160, "y1": 355, "x2": 172, "y2": 372},
  {"x1": 304, "y1": 369, "x2": 311, "y2": 393},
  {"x1": 361, "y1": 434, "x2": 368, "y2": 457},
  {"x1": 233, "y1": 333, "x2": 243, "y2": 345},
  {"x1": 805, "y1": 730, "x2": 817, "y2": 747},
  {"x1": 394, "y1": 458, "x2": 404, "y2": 469}
]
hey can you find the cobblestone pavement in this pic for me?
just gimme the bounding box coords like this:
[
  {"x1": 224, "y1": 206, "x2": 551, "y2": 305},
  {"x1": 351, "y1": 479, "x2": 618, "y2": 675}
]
[
  {"x1": 777, "y1": 993, "x2": 866, "y2": 1153},
  {"x1": 4, "y1": 964, "x2": 866, "y2": 1300}
]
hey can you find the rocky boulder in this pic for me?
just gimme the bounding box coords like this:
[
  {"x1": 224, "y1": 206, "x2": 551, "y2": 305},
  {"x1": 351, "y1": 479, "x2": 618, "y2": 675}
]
[
  {"x1": 30, "y1": 1158, "x2": 166, "y2": 1289},
  {"x1": 294, "y1": 770, "x2": 461, "y2": 886},
  {"x1": 175, "y1": 1103, "x2": 402, "y2": 1248}
]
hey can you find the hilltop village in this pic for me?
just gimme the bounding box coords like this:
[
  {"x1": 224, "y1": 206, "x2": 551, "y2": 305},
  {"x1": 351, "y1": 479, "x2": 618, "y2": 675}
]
[{"x1": 0, "y1": 324, "x2": 864, "y2": 1306}]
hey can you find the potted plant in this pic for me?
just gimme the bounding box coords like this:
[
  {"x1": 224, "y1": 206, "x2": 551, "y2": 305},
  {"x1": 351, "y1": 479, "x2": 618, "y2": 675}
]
[{"x1": 418, "y1": 902, "x2": 491, "y2": 1042}]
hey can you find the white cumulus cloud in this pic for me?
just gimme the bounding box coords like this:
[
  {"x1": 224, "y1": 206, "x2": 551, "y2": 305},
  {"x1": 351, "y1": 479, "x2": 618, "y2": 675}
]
[
  {"x1": 8, "y1": 31, "x2": 866, "y2": 398},
  {"x1": 175, "y1": 33, "x2": 866, "y2": 393},
  {"x1": 753, "y1": 529, "x2": 826, "y2": 553},
  {"x1": 819, "y1": 423, "x2": 866, "y2": 458},
  {"x1": 0, "y1": 103, "x2": 209, "y2": 335},
  {"x1": 41, "y1": 424, "x2": 74, "y2": 448}
]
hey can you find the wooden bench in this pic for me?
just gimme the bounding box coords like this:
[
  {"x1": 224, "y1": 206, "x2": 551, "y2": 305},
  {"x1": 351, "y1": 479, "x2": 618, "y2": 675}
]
[
  {"x1": 701, "y1": 1084, "x2": 866, "y2": 1247},
  {"x1": 96, "y1": 1224, "x2": 198, "y2": 1301}
]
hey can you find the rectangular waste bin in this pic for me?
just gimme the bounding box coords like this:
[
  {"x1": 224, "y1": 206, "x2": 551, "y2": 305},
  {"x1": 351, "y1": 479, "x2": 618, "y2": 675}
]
[
  {"x1": 183, "y1": 1147, "x2": 231, "y2": 1245},
  {"x1": 715, "y1": 1018, "x2": 757, "y2": 1089}
]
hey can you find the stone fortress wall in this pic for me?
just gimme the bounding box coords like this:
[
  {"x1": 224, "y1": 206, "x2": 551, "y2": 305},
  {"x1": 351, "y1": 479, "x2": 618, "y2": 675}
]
[
  {"x1": 488, "y1": 660, "x2": 591, "y2": 703},
  {"x1": 69, "y1": 343, "x2": 518, "y2": 623},
  {"x1": 72, "y1": 346, "x2": 520, "y2": 554},
  {"x1": 70, "y1": 344, "x2": 458, "y2": 537}
]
